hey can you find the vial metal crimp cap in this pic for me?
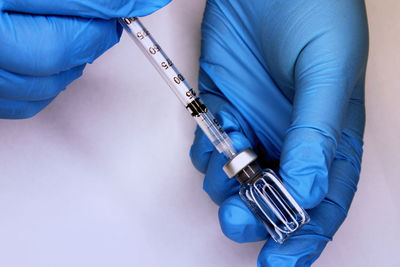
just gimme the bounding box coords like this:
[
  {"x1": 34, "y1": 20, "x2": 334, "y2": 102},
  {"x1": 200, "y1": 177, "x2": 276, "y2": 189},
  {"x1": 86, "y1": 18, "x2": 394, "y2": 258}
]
[{"x1": 223, "y1": 148, "x2": 262, "y2": 184}]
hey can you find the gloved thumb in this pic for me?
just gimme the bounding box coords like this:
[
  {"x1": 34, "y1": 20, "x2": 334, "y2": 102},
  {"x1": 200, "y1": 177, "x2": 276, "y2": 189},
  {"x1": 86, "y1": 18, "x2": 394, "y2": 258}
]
[
  {"x1": 218, "y1": 195, "x2": 268, "y2": 243},
  {"x1": 279, "y1": 30, "x2": 368, "y2": 209},
  {"x1": 190, "y1": 92, "x2": 260, "y2": 205},
  {"x1": 190, "y1": 106, "x2": 255, "y2": 205},
  {"x1": 1, "y1": 0, "x2": 171, "y2": 19}
]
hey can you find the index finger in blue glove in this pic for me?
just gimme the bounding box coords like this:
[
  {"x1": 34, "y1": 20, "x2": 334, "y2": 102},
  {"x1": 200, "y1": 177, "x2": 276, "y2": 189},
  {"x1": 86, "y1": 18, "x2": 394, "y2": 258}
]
[
  {"x1": 0, "y1": 65, "x2": 85, "y2": 101},
  {"x1": 274, "y1": 0, "x2": 369, "y2": 209},
  {"x1": 190, "y1": 84, "x2": 259, "y2": 174},
  {"x1": 219, "y1": 195, "x2": 268, "y2": 243},
  {"x1": 191, "y1": 114, "x2": 253, "y2": 205},
  {"x1": 190, "y1": 92, "x2": 261, "y2": 205},
  {"x1": 0, "y1": 13, "x2": 121, "y2": 76},
  {"x1": 202, "y1": 131, "x2": 250, "y2": 205},
  {"x1": 190, "y1": 109, "x2": 249, "y2": 173},
  {"x1": 1, "y1": 0, "x2": 171, "y2": 19},
  {"x1": 0, "y1": 95, "x2": 56, "y2": 119}
]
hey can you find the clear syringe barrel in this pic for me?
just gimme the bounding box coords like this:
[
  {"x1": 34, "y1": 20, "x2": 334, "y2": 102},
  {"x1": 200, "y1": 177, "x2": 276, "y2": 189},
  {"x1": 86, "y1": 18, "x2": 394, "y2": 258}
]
[{"x1": 119, "y1": 18, "x2": 236, "y2": 160}]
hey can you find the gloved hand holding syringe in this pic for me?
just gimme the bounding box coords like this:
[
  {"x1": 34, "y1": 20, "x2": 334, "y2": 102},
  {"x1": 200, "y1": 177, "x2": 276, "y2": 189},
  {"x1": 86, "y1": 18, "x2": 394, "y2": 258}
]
[{"x1": 119, "y1": 17, "x2": 309, "y2": 243}]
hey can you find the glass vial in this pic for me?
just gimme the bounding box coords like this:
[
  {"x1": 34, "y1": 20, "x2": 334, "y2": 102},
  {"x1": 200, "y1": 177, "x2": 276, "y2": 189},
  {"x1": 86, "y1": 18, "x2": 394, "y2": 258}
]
[{"x1": 239, "y1": 169, "x2": 310, "y2": 243}]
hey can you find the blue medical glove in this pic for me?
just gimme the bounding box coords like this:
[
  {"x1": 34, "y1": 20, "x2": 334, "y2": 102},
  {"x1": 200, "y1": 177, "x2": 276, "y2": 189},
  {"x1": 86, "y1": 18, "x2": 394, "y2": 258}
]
[
  {"x1": 190, "y1": 0, "x2": 368, "y2": 266},
  {"x1": 0, "y1": 0, "x2": 170, "y2": 119}
]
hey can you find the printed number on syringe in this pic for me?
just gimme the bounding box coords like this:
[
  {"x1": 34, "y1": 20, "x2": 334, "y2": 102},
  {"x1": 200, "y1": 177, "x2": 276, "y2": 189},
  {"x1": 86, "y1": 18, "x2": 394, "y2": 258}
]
[
  {"x1": 137, "y1": 30, "x2": 149, "y2": 40},
  {"x1": 149, "y1": 44, "x2": 161, "y2": 55},
  {"x1": 186, "y1": 89, "x2": 196, "y2": 100},
  {"x1": 174, "y1": 74, "x2": 185, "y2": 85},
  {"x1": 161, "y1": 59, "x2": 173, "y2": 70}
]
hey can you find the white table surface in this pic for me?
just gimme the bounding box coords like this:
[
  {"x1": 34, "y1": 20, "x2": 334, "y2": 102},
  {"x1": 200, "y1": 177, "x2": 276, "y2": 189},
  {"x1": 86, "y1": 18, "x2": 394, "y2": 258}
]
[{"x1": 0, "y1": 0, "x2": 399, "y2": 266}]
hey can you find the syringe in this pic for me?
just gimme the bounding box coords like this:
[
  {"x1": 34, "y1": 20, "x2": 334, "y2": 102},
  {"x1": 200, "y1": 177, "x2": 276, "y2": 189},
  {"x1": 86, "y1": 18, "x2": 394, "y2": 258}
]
[
  {"x1": 119, "y1": 18, "x2": 236, "y2": 160},
  {"x1": 119, "y1": 17, "x2": 309, "y2": 243}
]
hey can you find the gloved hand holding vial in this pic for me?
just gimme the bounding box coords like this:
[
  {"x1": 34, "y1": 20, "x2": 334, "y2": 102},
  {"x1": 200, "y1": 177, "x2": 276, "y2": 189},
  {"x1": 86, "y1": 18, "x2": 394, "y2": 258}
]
[
  {"x1": 0, "y1": 0, "x2": 369, "y2": 266},
  {"x1": 190, "y1": 0, "x2": 368, "y2": 265},
  {"x1": 120, "y1": 17, "x2": 310, "y2": 243}
]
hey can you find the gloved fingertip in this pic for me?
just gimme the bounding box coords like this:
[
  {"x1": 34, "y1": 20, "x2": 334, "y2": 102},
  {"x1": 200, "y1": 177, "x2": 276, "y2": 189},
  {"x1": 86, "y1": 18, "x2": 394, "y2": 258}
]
[
  {"x1": 219, "y1": 196, "x2": 267, "y2": 243},
  {"x1": 203, "y1": 151, "x2": 240, "y2": 205},
  {"x1": 189, "y1": 149, "x2": 211, "y2": 174},
  {"x1": 257, "y1": 234, "x2": 329, "y2": 267},
  {"x1": 116, "y1": 20, "x2": 124, "y2": 39},
  {"x1": 215, "y1": 110, "x2": 242, "y2": 133},
  {"x1": 282, "y1": 176, "x2": 327, "y2": 210},
  {"x1": 121, "y1": 0, "x2": 172, "y2": 17},
  {"x1": 280, "y1": 129, "x2": 332, "y2": 209},
  {"x1": 229, "y1": 131, "x2": 252, "y2": 153},
  {"x1": 214, "y1": 109, "x2": 257, "y2": 152},
  {"x1": 0, "y1": 97, "x2": 55, "y2": 119},
  {"x1": 190, "y1": 127, "x2": 214, "y2": 173},
  {"x1": 84, "y1": 19, "x2": 123, "y2": 65},
  {"x1": 65, "y1": 64, "x2": 86, "y2": 84},
  {"x1": 199, "y1": 131, "x2": 251, "y2": 204},
  {"x1": 153, "y1": 0, "x2": 172, "y2": 10}
]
